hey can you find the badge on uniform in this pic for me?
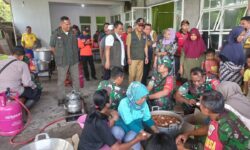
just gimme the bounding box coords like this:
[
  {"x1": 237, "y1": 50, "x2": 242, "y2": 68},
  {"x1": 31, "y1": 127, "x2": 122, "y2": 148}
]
[{"x1": 57, "y1": 36, "x2": 62, "y2": 39}]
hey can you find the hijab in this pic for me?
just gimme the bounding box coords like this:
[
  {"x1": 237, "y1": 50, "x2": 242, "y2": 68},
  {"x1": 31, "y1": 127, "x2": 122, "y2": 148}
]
[
  {"x1": 162, "y1": 28, "x2": 176, "y2": 45},
  {"x1": 219, "y1": 26, "x2": 245, "y2": 66},
  {"x1": 126, "y1": 81, "x2": 149, "y2": 110},
  {"x1": 183, "y1": 28, "x2": 206, "y2": 58},
  {"x1": 217, "y1": 81, "x2": 250, "y2": 119}
]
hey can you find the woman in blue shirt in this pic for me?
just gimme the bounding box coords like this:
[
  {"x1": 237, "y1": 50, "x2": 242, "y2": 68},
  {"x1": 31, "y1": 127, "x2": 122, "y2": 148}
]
[{"x1": 113, "y1": 82, "x2": 159, "y2": 150}]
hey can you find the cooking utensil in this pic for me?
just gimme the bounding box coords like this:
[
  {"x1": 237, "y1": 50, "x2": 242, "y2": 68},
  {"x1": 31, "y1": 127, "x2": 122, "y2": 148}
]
[
  {"x1": 151, "y1": 106, "x2": 184, "y2": 136},
  {"x1": 19, "y1": 133, "x2": 74, "y2": 150},
  {"x1": 34, "y1": 48, "x2": 51, "y2": 62},
  {"x1": 37, "y1": 61, "x2": 49, "y2": 71},
  {"x1": 65, "y1": 90, "x2": 82, "y2": 113}
]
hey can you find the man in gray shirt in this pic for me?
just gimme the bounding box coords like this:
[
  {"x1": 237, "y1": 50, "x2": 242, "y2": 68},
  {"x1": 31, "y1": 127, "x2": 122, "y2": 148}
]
[{"x1": 50, "y1": 16, "x2": 80, "y2": 105}]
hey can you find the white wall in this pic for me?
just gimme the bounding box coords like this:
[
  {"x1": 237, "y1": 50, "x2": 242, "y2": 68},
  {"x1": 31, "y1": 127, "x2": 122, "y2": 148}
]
[
  {"x1": 49, "y1": 3, "x2": 111, "y2": 35},
  {"x1": 183, "y1": 0, "x2": 200, "y2": 28},
  {"x1": 11, "y1": 0, "x2": 52, "y2": 47}
]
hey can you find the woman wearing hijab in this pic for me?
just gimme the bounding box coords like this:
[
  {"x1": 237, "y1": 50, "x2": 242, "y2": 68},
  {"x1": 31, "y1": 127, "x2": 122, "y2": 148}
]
[
  {"x1": 154, "y1": 28, "x2": 177, "y2": 75},
  {"x1": 180, "y1": 28, "x2": 206, "y2": 80},
  {"x1": 219, "y1": 26, "x2": 246, "y2": 85},
  {"x1": 113, "y1": 82, "x2": 159, "y2": 150},
  {"x1": 217, "y1": 81, "x2": 250, "y2": 130},
  {"x1": 78, "y1": 89, "x2": 148, "y2": 150}
]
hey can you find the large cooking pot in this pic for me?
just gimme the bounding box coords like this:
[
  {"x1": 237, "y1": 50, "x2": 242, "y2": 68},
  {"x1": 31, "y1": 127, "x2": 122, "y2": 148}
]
[
  {"x1": 37, "y1": 60, "x2": 49, "y2": 71},
  {"x1": 34, "y1": 48, "x2": 52, "y2": 62},
  {"x1": 151, "y1": 106, "x2": 184, "y2": 136},
  {"x1": 19, "y1": 133, "x2": 74, "y2": 150}
]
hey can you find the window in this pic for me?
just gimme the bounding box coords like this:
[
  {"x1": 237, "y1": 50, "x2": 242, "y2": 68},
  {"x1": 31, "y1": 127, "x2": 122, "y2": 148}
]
[
  {"x1": 198, "y1": 0, "x2": 247, "y2": 50},
  {"x1": 124, "y1": 12, "x2": 132, "y2": 30},
  {"x1": 110, "y1": 15, "x2": 120, "y2": 24},
  {"x1": 79, "y1": 16, "x2": 91, "y2": 32},
  {"x1": 96, "y1": 16, "x2": 106, "y2": 32}
]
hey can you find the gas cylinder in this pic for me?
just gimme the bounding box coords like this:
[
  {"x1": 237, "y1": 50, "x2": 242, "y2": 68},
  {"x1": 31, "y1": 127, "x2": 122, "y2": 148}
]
[{"x1": 0, "y1": 89, "x2": 23, "y2": 136}]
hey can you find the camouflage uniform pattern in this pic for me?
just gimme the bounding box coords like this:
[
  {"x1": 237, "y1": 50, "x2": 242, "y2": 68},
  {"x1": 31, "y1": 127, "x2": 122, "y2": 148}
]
[
  {"x1": 218, "y1": 110, "x2": 250, "y2": 150},
  {"x1": 97, "y1": 80, "x2": 126, "y2": 110},
  {"x1": 178, "y1": 78, "x2": 215, "y2": 114},
  {"x1": 155, "y1": 40, "x2": 177, "y2": 75},
  {"x1": 148, "y1": 70, "x2": 174, "y2": 110}
]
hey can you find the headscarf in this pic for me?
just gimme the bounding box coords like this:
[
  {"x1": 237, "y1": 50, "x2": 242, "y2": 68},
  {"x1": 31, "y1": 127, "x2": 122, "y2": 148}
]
[
  {"x1": 217, "y1": 81, "x2": 250, "y2": 119},
  {"x1": 219, "y1": 26, "x2": 245, "y2": 66},
  {"x1": 162, "y1": 28, "x2": 176, "y2": 45},
  {"x1": 126, "y1": 81, "x2": 149, "y2": 110},
  {"x1": 183, "y1": 28, "x2": 206, "y2": 58}
]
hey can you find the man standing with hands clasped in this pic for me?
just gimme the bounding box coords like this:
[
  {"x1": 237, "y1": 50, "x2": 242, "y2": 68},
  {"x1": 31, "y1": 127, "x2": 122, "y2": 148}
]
[
  {"x1": 126, "y1": 18, "x2": 148, "y2": 83},
  {"x1": 50, "y1": 16, "x2": 81, "y2": 105}
]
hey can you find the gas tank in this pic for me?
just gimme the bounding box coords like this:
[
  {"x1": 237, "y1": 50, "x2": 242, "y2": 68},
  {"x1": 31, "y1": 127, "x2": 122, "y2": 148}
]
[{"x1": 0, "y1": 91, "x2": 23, "y2": 136}]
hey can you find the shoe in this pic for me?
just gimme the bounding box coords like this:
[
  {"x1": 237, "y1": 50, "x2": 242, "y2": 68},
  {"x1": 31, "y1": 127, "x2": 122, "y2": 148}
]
[
  {"x1": 25, "y1": 100, "x2": 36, "y2": 109},
  {"x1": 92, "y1": 77, "x2": 98, "y2": 80}
]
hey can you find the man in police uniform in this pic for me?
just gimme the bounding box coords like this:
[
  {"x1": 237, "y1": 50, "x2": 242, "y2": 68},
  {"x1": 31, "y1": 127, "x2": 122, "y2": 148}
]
[{"x1": 50, "y1": 16, "x2": 80, "y2": 105}]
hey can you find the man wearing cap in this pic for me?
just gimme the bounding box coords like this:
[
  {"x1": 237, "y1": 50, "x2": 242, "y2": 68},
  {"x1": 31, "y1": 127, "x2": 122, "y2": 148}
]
[
  {"x1": 147, "y1": 57, "x2": 174, "y2": 110},
  {"x1": 50, "y1": 16, "x2": 81, "y2": 105},
  {"x1": 78, "y1": 27, "x2": 97, "y2": 81},
  {"x1": 240, "y1": 16, "x2": 250, "y2": 57},
  {"x1": 104, "y1": 21, "x2": 125, "y2": 80},
  {"x1": 126, "y1": 18, "x2": 148, "y2": 83}
]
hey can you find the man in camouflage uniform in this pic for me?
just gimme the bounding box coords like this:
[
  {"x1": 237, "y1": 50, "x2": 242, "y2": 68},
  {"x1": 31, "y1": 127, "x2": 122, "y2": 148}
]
[
  {"x1": 97, "y1": 67, "x2": 126, "y2": 110},
  {"x1": 176, "y1": 90, "x2": 250, "y2": 150},
  {"x1": 175, "y1": 67, "x2": 219, "y2": 114},
  {"x1": 147, "y1": 57, "x2": 174, "y2": 110}
]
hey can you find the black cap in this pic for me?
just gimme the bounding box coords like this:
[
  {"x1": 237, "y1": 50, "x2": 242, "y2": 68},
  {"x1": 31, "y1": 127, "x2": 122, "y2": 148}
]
[
  {"x1": 241, "y1": 16, "x2": 250, "y2": 21},
  {"x1": 136, "y1": 18, "x2": 145, "y2": 24}
]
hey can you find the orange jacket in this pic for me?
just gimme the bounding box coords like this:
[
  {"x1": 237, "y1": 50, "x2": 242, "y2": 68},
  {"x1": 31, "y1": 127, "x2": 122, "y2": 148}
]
[{"x1": 78, "y1": 38, "x2": 92, "y2": 56}]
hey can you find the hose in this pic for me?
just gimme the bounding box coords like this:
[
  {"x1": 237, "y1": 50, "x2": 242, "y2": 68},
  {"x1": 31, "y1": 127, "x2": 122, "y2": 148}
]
[{"x1": 9, "y1": 96, "x2": 83, "y2": 147}]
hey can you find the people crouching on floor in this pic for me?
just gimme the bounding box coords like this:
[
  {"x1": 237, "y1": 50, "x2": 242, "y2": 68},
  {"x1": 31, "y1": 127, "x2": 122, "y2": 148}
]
[
  {"x1": 78, "y1": 89, "x2": 149, "y2": 150},
  {"x1": 176, "y1": 90, "x2": 250, "y2": 150},
  {"x1": 0, "y1": 46, "x2": 41, "y2": 109}
]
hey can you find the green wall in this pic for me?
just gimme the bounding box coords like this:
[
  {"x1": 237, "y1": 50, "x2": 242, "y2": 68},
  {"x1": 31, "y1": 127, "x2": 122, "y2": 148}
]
[{"x1": 152, "y1": 2, "x2": 174, "y2": 34}]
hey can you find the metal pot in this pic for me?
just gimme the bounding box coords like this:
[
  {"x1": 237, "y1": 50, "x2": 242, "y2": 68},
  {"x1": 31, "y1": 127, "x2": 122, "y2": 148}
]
[
  {"x1": 34, "y1": 48, "x2": 51, "y2": 62},
  {"x1": 65, "y1": 90, "x2": 82, "y2": 113},
  {"x1": 151, "y1": 106, "x2": 184, "y2": 136},
  {"x1": 19, "y1": 133, "x2": 74, "y2": 150},
  {"x1": 37, "y1": 61, "x2": 49, "y2": 71}
]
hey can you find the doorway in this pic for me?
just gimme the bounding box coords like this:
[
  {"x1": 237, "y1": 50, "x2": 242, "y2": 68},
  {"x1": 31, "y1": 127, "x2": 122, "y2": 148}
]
[{"x1": 152, "y1": 2, "x2": 174, "y2": 34}]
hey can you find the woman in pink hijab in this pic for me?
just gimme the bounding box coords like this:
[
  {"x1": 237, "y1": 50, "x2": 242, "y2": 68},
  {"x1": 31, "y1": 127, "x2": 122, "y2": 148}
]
[{"x1": 179, "y1": 28, "x2": 206, "y2": 80}]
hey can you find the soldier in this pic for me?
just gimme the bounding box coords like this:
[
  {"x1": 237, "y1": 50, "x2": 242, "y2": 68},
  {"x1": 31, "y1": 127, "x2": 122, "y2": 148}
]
[
  {"x1": 147, "y1": 57, "x2": 174, "y2": 110},
  {"x1": 97, "y1": 67, "x2": 126, "y2": 110},
  {"x1": 176, "y1": 90, "x2": 250, "y2": 150},
  {"x1": 175, "y1": 67, "x2": 219, "y2": 115}
]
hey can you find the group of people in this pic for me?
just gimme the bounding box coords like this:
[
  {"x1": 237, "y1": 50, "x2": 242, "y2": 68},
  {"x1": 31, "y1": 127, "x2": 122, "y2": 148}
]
[
  {"x1": 1, "y1": 14, "x2": 250, "y2": 150},
  {"x1": 76, "y1": 16, "x2": 250, "y2": 150}
]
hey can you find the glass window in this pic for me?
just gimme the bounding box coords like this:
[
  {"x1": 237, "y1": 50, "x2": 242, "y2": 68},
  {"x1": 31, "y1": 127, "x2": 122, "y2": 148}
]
[
  {"x1": 210, "y1": 11, "x2": 220, "y2": 30},
  {"x1": 125, "y1": 12, "x2": 131, "y2": 21},
  {"x1": 201, "y1": 12, "x2": 209, "y2": 30},
  {"x1": 79, "y1": 16, "x2": 91, "y2": 24},
  {"x1": 203, "y1": 0, "x2": 210, "y2": 9},
  {"x1": 210, "y1": 34, "x2": 219, "y2": 49},
  {"x1": 224, "y1": 0, "x2": 248, "y2": 6},
  {"x1": 221, "y1": 7, "x2": 246, "y2": 29},
  {"x1": 96, "y1": 17, "x2": 106, "y2": 24},
  {"x1": 211, "y1": 0, "x2": 222, "y2": 8}
]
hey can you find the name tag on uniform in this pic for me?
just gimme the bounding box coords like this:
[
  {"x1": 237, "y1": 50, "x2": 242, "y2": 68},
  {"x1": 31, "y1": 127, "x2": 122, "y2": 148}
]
[{"x1": 57, "y1": 36, "x2": 62, "y2": 39}]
